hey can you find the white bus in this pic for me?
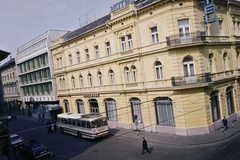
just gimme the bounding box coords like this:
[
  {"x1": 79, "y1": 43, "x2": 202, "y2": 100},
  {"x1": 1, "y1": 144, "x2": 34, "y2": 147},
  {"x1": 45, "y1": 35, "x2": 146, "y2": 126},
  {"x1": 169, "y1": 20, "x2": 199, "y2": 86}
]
[{"x1": 57, "y1": 113, "x2": 109, "y2": 139}]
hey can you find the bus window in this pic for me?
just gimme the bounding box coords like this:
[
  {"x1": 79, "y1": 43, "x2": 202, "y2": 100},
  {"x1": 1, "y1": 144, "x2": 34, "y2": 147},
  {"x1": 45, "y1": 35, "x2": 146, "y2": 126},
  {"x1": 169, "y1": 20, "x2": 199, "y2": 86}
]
[
  {"x1": 67, "y1": 119, "x2": 72, "y2": 125},
  {"x1": 102, "y1": 118, "x2": 108, "y2": 126},
  {"x1": 76, "y1": 120, "x2": 81, "y2": 127},
  {"x1": 64, "y1": 118, "x2": 68, "y2": 124},
  {"x1": 72, "y1": 120, "x2": 76, "y2": 126},
  {"x1": 81, "y1": 121, "x2": 86, "y2": 128},
  {"x1": 87, "y1": 122, "x2": 91, "y2": 129},
  {"x1": 95, "y1": 119, "x2": 102, "y2": 127},
  {"x1": 91, "y1": 121, "x2": 96, "y2": 128}
]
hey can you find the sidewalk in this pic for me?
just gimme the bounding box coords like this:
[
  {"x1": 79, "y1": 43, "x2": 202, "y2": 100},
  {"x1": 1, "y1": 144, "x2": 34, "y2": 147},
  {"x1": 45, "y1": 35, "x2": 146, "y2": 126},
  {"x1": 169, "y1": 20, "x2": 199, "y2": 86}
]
[{"x1": 109, "y1": 119, "x2": 240, "y2": 146}]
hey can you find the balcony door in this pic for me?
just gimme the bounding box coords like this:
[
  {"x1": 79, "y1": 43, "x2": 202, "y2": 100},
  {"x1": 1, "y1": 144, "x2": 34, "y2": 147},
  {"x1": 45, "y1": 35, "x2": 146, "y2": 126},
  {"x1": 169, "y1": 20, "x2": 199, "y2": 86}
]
[
  {"x1": 183, "y1": 57, "x2": 196, "y2": 84},
  {"x1": 178, "y1": 19, "x2": 191, "y2": 44}
]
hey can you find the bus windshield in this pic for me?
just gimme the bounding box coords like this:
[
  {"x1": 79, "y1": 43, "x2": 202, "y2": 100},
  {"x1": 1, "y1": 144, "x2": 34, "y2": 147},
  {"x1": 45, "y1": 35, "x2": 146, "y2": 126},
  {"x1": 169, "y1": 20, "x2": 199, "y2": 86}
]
[{"x1": 91, "y1": 118, "x2": 108, "y2": 128}]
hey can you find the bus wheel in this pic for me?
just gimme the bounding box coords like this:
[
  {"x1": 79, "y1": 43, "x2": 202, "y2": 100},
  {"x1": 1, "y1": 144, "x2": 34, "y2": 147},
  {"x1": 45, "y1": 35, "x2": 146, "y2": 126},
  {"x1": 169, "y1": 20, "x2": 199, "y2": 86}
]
[{"x1": 78, "y1": 132, "x2": 82, "y2": 139}]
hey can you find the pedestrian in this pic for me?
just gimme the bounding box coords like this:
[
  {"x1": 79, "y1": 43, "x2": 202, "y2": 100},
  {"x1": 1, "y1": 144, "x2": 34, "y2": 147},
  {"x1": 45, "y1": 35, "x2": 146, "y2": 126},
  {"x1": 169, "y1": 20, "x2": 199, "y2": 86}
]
[
  {"x1": 53, "y1": 120, "x2": 57, "y2": 132},
  {"x1": 141, "y1": 137, "x2": 150, "y2": 154},
  {"x1": 51, "y1": 120, "x2": 55, "y2": 132},
  {"x1": 222, "y1": 117, "x2": 228, "y2": 130},
  {"x1": 38, "y1": 114, "x2": 41, "y2": 121},
  {"x1": 46, "y1": 120, "x2": 51, "y2": 134}
]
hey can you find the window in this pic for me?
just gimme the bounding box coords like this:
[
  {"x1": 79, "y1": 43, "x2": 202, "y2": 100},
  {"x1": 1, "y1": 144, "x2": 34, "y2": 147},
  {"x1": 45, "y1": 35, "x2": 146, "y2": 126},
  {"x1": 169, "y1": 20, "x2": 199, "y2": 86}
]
[
  {"x1": 76, "y1": 52, "x2": 80, "y2": 63},
  {"x1": 150, "y1": 27, "x2": 159, "y2": 44},
  {"x1": 105, "y1": 98, "x2": 118, "y2": 121},
  {"x1": 94, "y1": 46, "x2": 100, "y2": 58},
  {"x1": 121, "y1": 37, "x2": 126, "y2": 51},
  {"x1": 98, "y1": 72, "x2": 103, "y2": 86},
  {"x1": 209, "y1": 54, "x2": 214, "y2": 73},
  {"x1": 223, "y1": 52, "x2": 228, "y2": 71},
  {"x1": 233, "y1": 22, "x2": 236, "y2": 35},
  {"x1": 183, "y1": 57, "x2": 195, "y2": 77},
  {"x1": 89, "y1": 99, "x2": 99, "y2": 113},
  {"x1": 106, "y1": 42, "x2": 111, "y2": 55},
  {"x1": 125, "y1": 67, "x2": 131, "y2": 83},
  {"x1": 79, "y1": 75, "x2": 84, "y2": 88},
  {"x1": 155, "y1": 61, "x2": 163, "y2": 80},
  {"x1": 69, "y1": 54, "x2": 72, "y2": 65},
  {"x1": 85, "y1": 49, "x2": 90, "y2": 61},
  {"x1": 226, "y1": 87, "x2": 235, "y2": 115},
  {"x1": 64, "y1": 100, "x2": 70, "y2": 112},
  {"x1": 127, "y1": 34, "x2": 133, "y2": 49},
  {"x1": 210, "y1": 91, "x2": 220, "y2": 122},
  {"x1": 109, "y1": 69, "x2": 115, "y2": 85},
  {"x1": 219, "y1": 20, "x2": 223, "y2": 36},
  {"x1": 76, "y1": 99, "x2": 85, "y2": 114},
  {"x1": 178, "y1": 19, "x2": 190, "y2": 37},
  {"x1": 88, "y1": 73, "x2": 93, "y2": 87},
  {"x1": 132, "y1": 66, "x2": 137, "y2": 82},
  {"x1": 130, "y1": 98, "x2": 143, "y2": 123},
  {"x1": 154, "y1": 97, "x2": 175, "y2": 126},
  {"x1": 238, "y1": 22, "x2": 240, "y2": 36},
  {"x1": 71, "y1": 77, "x2": 76, "y2": 89}
]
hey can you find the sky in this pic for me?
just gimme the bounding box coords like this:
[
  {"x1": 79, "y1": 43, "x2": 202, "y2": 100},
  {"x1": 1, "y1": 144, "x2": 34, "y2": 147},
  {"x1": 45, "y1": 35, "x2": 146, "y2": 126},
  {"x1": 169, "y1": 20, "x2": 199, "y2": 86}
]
[{"x1": 0, "y1": 0, "x2": 117, "y2": 65}]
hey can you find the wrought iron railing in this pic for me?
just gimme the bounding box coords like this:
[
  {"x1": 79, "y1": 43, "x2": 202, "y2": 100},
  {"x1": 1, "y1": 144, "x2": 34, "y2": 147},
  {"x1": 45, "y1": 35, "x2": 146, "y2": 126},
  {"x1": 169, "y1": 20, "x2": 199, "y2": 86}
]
[
  {"x1": 171, "y1": 72, "x2": 212, "y2": 86},
  {"x1": 166, "y1": 31, "x2": 206, "y2": 47}
]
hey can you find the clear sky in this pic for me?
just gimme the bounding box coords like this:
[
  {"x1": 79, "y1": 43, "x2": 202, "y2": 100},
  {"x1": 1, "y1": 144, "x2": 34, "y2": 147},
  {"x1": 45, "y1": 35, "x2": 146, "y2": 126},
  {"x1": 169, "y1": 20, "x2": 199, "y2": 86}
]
[{"x1": 0, "y1": 0, "x2": 116, "y2": 64}]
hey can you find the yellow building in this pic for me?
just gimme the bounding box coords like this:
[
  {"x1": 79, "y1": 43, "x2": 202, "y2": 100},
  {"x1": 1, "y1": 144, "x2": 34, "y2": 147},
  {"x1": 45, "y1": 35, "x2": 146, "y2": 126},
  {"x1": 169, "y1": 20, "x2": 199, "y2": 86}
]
[{"x1": 51, "y1": 0, "x2": 240, "y2": 136}]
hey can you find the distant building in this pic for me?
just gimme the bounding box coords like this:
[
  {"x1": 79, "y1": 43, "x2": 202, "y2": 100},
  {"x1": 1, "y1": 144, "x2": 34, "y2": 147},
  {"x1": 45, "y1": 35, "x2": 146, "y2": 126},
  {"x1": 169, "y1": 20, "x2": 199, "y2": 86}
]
[
  {"x1": 0, "y1": 58, "x2": 20, "y2": 115},
  {"x1": 0, "y1": 49, "x2": 10, "y2": 112},
  {"x1": 15, "y1": 30, "x2": 68, "y2": 120},
  {"x1": 50, "y1": 0, "x2": 240, "y2": 136}
]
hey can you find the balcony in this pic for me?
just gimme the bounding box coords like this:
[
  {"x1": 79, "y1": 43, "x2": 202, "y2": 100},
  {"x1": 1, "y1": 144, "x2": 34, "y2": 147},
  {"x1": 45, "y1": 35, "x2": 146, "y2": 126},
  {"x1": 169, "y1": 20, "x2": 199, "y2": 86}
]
[
  {"x1": 166, "y1": 31, "x2": 206, "y2": 47},
  {"x1": 171, "y1": 73, "x2": 212, "y2": 86}
]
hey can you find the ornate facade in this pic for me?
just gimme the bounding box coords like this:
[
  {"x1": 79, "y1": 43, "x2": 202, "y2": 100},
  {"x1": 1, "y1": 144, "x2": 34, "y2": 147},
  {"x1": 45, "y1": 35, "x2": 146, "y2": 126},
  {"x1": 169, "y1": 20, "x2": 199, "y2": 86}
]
[{"x1": 51, "y1": 0, "x2": 240, "y2": 136}]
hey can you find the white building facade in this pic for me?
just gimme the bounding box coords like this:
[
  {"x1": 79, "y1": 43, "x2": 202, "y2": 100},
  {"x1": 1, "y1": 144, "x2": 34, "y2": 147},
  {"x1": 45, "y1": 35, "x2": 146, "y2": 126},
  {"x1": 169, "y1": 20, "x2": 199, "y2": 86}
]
[{"x1": 15, "y1": 30, "x2": 68, "y2": 119}]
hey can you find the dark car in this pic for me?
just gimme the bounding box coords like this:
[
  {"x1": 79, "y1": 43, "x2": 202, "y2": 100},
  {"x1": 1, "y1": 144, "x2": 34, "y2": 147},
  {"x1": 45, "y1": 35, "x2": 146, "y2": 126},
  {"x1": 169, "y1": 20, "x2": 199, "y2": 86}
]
[
  {"x1": 19, "y1": 141, "x2": 50, "y2": 159},
  {"x1": 10, "y1": 134, "x2": 24, "y2": 147}
]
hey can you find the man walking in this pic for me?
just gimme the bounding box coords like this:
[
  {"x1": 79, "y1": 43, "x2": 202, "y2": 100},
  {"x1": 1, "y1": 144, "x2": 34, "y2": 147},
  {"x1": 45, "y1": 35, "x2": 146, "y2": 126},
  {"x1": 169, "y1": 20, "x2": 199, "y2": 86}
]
[
  {"x1": 222, "y1": 117, "x2": 228, "y2": 130},
  {"x1": 142, "y1": 137, "x2": 150, "y2": 154}
]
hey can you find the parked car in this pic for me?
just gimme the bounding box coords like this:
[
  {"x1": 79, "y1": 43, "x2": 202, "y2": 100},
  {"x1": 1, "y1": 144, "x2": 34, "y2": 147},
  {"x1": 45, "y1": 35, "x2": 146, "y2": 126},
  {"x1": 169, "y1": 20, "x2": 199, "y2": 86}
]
[
  {"x1": 10, "y1": 134, "x2": 24, "y2": 147},
  {"x1": 19, "y1": 141, "x2": 50, "y2": 159}
]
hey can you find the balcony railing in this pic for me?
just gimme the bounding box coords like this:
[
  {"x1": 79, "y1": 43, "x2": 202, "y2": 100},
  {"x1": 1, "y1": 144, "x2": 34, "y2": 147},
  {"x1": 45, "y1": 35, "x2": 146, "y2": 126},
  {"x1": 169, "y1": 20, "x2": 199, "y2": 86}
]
[
  {"x1": 171, "y1": 72, "x2": 212, "y2": 86},
  {"x1": 166, "y1": 31, "x2": 206, "y2": 47}
]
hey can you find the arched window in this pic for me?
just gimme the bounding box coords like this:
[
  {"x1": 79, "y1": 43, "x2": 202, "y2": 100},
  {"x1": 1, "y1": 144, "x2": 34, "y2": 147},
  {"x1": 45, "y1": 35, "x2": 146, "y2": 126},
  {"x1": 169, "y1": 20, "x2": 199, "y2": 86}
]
[
  {"x1": 105, "y1": 98, "x2": 118, "y2": 121},
  {"x1": 155, "y1": 61, "x2": 163, "y2": 80},
  {"x1": 209, "y1": 53, "x2": 214, "y2": 73},
  {"x1": 98, "y1": 72, "x2": 103, "y2": 86},
  {"x1": 71, "y1": 76, "x2": 76, "y2": 89},
  {"x1": 183, "y1": 57, "x2": 195, "y2": 77},
  {"x1": 210, "y1": 91, "x2": 220, "y2": 122},
  {"x1": 132, "y1": 66, "x2": 137, "y2": 82},
  {"x1": 62, "y1": 78, "x2": 66, "y2": 89},
  {"x1": 125, "y1": 67, "x2": 131, "y2": 83},
  {"x1": 154, "y1": 97, "x2": 175, "y2": 126},
  {"x1": 226, "y1": 87, "x2": 235, "y2": 115},
  {"x1": 64, "y1": 99, "x2": 70, "y2": 112},
  {"x1": 79, "y1": 75, "x2": 84, "y2": 88},
  {"x1": 88, "y1": 73, "x2": 93, "y2": 87},
  {"x1": 130, "y1": 98, "x2": 143, "y2": 123},
  {"x1": 109, "y1": 69, "x2": 115, "y2": 85},
  {"x1": 76, "y1": 99, "x2": 85, "y2": 114},
  {"x1": 223, "y1": 52, "x2": 228, "y2": 71}
]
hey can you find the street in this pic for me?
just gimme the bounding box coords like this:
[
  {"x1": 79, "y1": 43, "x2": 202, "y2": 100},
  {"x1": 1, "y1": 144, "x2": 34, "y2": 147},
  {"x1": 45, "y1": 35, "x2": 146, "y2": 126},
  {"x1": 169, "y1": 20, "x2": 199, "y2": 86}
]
[{"x1": 8, "y1": 116, "x2": 240, "y2": 160}]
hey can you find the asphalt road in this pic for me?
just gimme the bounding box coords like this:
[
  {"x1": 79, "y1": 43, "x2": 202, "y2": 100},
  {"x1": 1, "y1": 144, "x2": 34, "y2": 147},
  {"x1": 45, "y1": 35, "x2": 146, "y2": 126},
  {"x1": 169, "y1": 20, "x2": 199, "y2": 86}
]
[{"x1": 8, "y1": 116, "x2": 240, "y2": 160}]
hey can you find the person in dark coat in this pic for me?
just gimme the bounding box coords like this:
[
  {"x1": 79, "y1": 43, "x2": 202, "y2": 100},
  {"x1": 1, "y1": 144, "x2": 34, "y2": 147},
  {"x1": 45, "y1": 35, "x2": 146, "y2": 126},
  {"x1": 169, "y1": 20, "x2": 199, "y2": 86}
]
[
  {"x1": 142, "y1": 137, "x2": 150, "y2": 154},
  {"x1": 46, "y1": 120, "x2": 51, "y2": 134},
  {"x1": 222, "y1": 117, "x2": 228, "y2": 130}
]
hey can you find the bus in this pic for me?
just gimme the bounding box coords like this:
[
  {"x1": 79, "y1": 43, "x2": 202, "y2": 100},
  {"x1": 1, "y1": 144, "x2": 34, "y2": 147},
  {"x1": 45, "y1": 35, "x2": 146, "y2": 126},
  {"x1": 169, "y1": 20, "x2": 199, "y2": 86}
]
[{"x1": 57, "y1": 113, "x2": 109, "y2": 139}]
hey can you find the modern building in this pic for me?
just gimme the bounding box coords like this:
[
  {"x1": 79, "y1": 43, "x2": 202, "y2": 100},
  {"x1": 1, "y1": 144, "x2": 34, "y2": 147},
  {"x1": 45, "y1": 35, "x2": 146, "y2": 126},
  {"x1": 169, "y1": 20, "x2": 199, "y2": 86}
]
[
  {"x1": 0, "y1": 57, "x2": 21, "y2": 115},
  {"x1": 50, "y1": 0, "x2": 240, "y2": 136},
  {"x1": 15, "y1": 30, "x2": 68, "y2": 120}
]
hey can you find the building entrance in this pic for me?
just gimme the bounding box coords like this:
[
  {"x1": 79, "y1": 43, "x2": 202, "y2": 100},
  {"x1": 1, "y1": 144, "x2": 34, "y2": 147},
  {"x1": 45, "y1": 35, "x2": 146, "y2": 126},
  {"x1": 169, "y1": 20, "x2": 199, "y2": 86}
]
[{"x1": 89, "y1": 99, "x2": 99, "y2": 114}]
